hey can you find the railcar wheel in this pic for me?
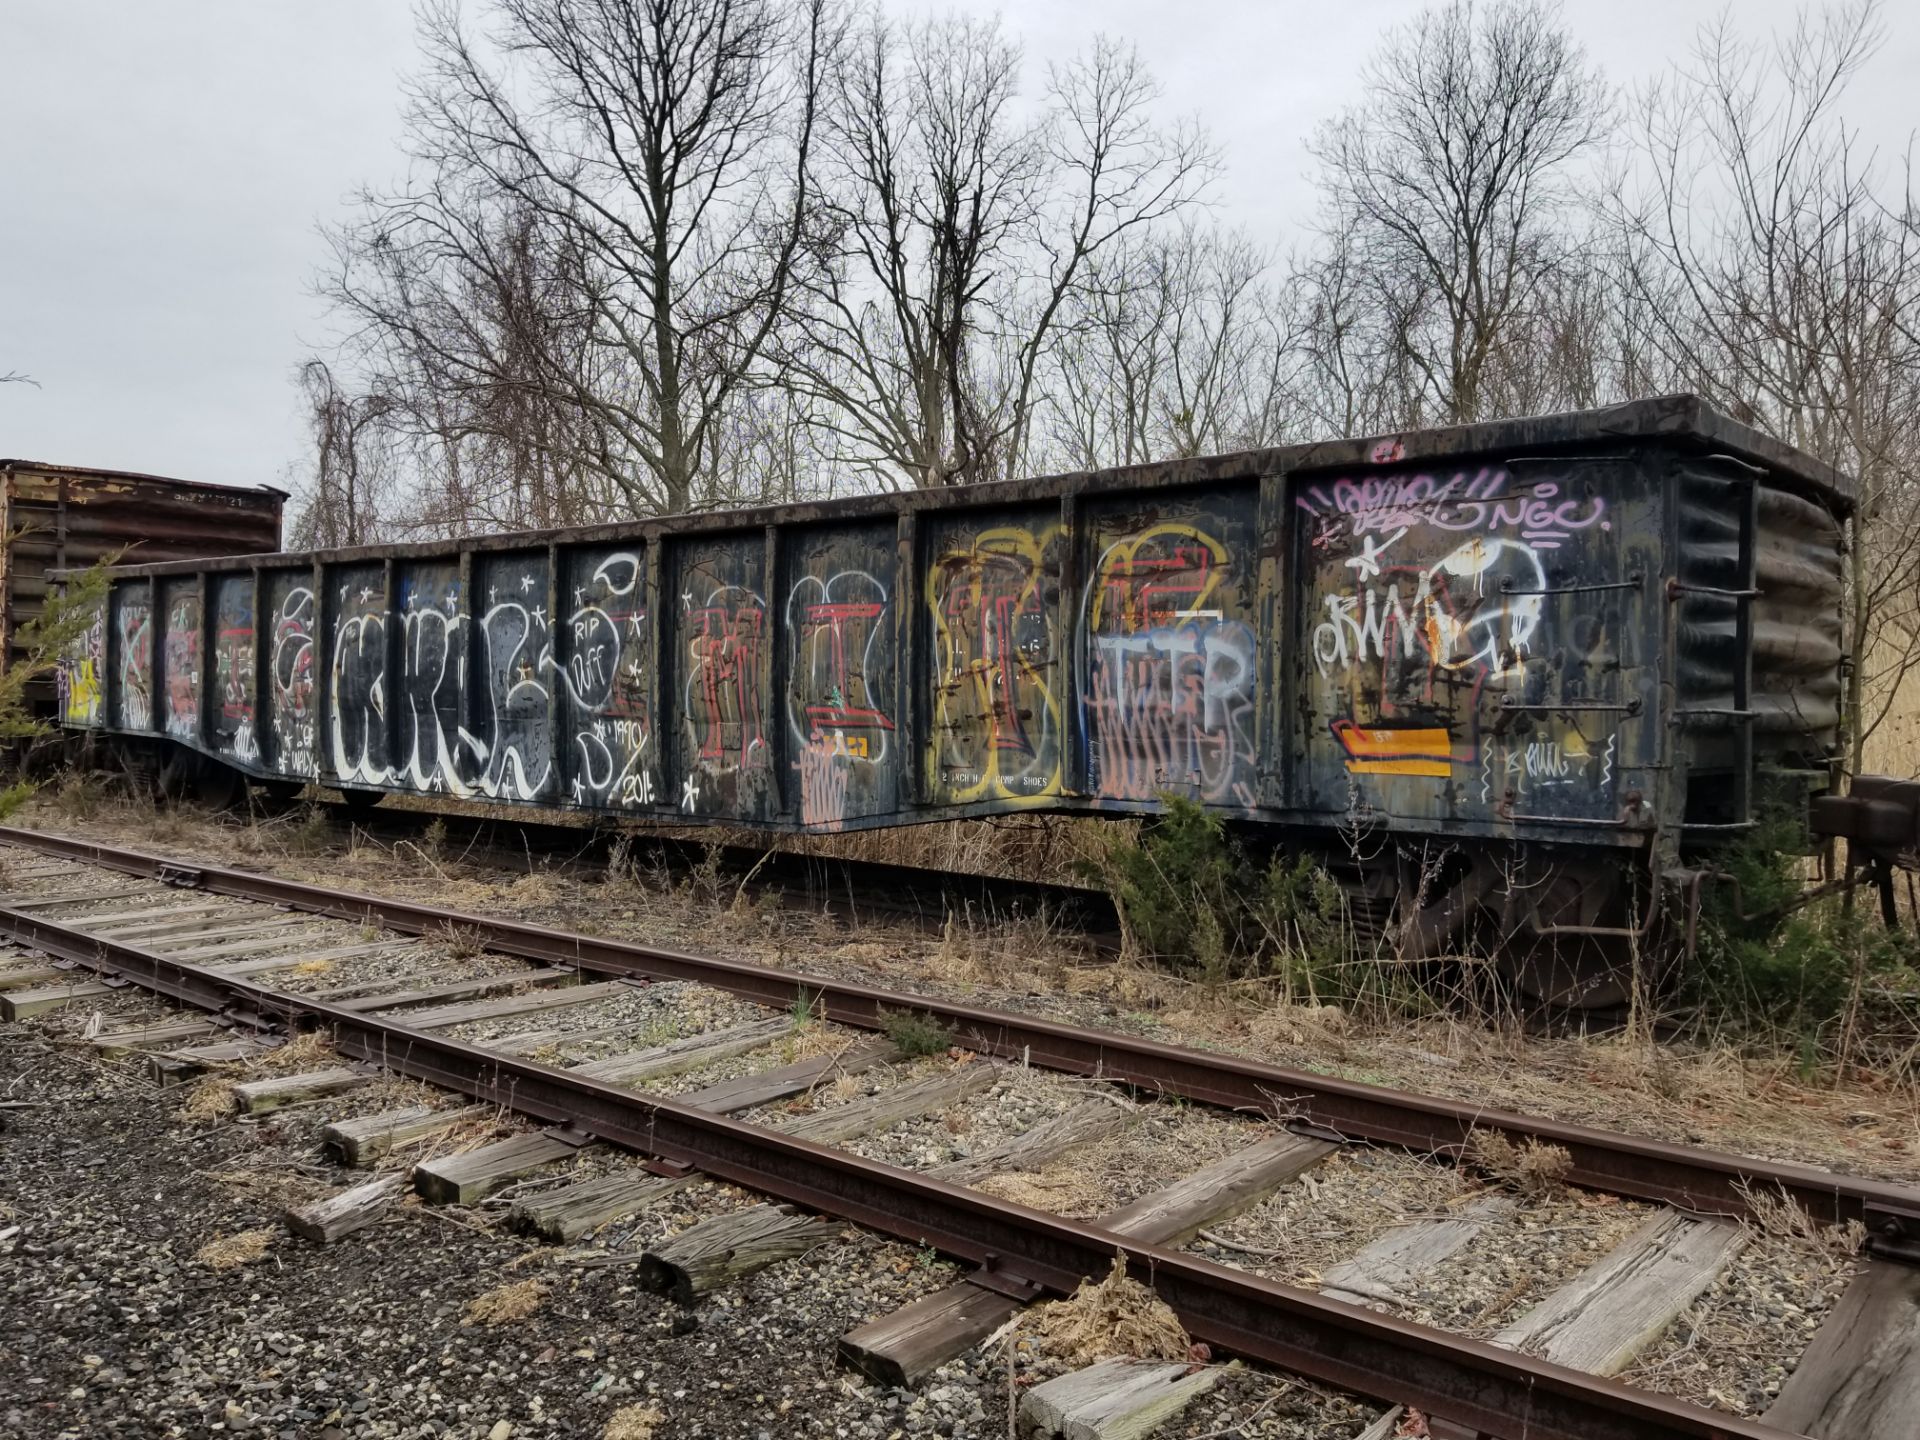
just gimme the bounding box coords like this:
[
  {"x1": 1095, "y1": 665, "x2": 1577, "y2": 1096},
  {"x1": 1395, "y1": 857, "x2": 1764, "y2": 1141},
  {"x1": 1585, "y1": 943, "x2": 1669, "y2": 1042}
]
[
  {"x1": 243, "y1": 778, "x2": 307, "y2": 815},
  {"x1": 1497, "y1": 937, "x2": 1637, "y2": 1011},
  {"x1": 1493, "y1": 864, "x2": 1671, "y2": 1011},
  {"x1": 333, "y1": 787, "x2": 383, "y2": 816},
  {"x1": 156, "y1": 750, "x2": 244, "y2": 812}
]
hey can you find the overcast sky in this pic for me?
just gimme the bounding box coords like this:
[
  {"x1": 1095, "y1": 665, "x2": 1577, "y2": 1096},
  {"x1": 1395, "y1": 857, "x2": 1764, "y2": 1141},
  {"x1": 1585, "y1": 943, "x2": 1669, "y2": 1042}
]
[{"x1": 3, "y1": 1, "x2": 1916, "y2": 495}]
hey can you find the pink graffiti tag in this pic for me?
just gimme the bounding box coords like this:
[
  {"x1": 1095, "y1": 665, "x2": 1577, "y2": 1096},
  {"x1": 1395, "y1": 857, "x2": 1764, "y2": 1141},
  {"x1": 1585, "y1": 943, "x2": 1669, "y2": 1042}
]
[{"x1": 1297, "y1": 468, "x2": 1608, "y2": 550}]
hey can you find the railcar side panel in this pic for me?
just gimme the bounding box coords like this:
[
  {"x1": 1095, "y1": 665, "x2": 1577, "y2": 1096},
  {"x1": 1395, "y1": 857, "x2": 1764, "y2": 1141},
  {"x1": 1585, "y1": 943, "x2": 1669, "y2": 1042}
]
[
  {"x1": 265, "y1": 569, "x2": 318, "y2": 777},
  {"x1": 671, "y1": 532, "x2": 775, "y2": 823},
  {"x1": 109, "y1": 579, "x2": 153, "y2": 732},
  {"x1": 209, "y1": 573, "x2": 258, "y2": 765},
  {"x1": 394, "y1": 559, "x2": 466, "y2": 796},
  {"x1": 1291, "y1": 455, "x2": 1660, "y2": 829},
  {"x1": 325, "y1": 564, "x2": 390, "y2": 788},
  {"x1": 779, "y1": 520, "x2": 902, "y2": 831},
  {"x1": 921, "y1": 506, "x2": 1065, "y2": 808},
  {"x1": 558, "y1": 544, "x2": 657, "y2": 812}
]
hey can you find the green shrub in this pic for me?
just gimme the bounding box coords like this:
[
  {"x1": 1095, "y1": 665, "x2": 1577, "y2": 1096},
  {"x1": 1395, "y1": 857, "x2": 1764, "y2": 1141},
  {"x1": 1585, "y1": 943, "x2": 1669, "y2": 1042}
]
[
  {"x1": 1688, "y1": 827, "x2": 1920, "y2": 1065},
  {"x1": 881, "y1": 1009, "x2": 954, "y2": 1057},
  {"x1": 1081, "y1": 796, "x2": 1349, "y2": 986}
]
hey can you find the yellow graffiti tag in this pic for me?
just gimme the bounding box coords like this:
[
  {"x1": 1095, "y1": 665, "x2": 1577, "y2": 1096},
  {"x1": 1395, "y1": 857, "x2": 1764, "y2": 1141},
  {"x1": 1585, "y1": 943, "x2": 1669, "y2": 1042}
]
[
  {"x1": 926, "y1": 525, "x2": 1064, "y2": 806},
  {"x1": 1085, "y1": 522, "x2": 1230, "y2": 635},
  {"x1": 63, "y1": 658, "x2": 101, "y2": 725}
]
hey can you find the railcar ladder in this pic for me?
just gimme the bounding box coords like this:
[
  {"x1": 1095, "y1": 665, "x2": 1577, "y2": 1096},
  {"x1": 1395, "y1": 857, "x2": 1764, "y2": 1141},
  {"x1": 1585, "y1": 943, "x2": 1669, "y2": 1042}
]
[{"x1": 1669, "y1": 463, "x2": 1761, "y2": 832}]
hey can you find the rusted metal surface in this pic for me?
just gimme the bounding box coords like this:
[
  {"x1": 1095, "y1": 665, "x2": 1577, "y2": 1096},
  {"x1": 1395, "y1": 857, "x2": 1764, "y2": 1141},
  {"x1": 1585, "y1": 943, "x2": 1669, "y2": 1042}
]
[
  {"x1": 4, "y1": 822, "x2": 1913, "y2": 1257},
  {"x1": 0, "y1": 874, "x2": 1815, "y2": 1440},
  {"x1": 0, "y1": 459, "x2": 284, "y2": 723},
  {"x1": 54, "y1": 397, "x2": 1852, "y2": 853}
]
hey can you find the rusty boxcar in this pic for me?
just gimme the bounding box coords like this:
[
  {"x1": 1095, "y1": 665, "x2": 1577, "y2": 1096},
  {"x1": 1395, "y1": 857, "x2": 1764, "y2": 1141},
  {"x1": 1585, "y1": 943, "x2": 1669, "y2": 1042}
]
[
  {"x1": 0, "y1": 459, "x2": 285, "y2": 720},
  {"x1": 60, "y1": 396, "x2": 1896, "y2": 1001}
]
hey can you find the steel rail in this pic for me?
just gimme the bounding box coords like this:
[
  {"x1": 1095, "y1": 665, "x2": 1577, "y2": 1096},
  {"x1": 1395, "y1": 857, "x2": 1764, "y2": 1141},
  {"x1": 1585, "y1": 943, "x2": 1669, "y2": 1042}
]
[
  {"x1": 4, "y1": 823, "x2": 1916, "y2": 1258},
  {"x1": 0, "y1": 890, "x2": 1801, "y2": 1440}
]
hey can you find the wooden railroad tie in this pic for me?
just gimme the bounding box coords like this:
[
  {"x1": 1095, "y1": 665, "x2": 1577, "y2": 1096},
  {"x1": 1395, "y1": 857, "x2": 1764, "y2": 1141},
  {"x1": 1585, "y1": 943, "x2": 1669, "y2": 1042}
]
[
  {"x1": 841, "y1": 1131, "x2": 1335, "y2": 1388},
  {"x1": 639, "y1": 1204, "x2": 846, "y2": 1306},
  {"x1": 230, "y1": 1068, "x2": 371, "y2": 1115},
  {"x1": 568, "y1": 1018, "x2": 791, "y2": 1085},
  {"x1": 392, "y1": 980, "x2": 629, "y2": 1031},
  {"x1": 1317, "y1": 1195, "x2": 1516, "y2": 1308},
  {"x1": 88, "y1": 1017, "x2": 223, "y2": 1052},
  {"x1": 320, "y1": 1104, "x2": 494, "y2": 1169},
  {"x1": 1356, "y1": 1209, "x2": 1746, "y2": 1440},
  {"x1": 285, "y1": 1173, "x2": 405, "y2": 1245},
  {"x1": 510, "y1": 1173, "x2": 696, "y2": 1244},
  {"x1": 1018, "y1": 1356, "x2": 1221, "y2": 1440},
  {"x1": 502, "y1": 1037, "x2": 903, "y2": 1243},
  {"x1": 1, "y1": 979, "x2": 115, "y2": 1021},
  {"x1": 413, "y1": 1129, "x2": 592, "y2": 1206},
  {"x1": 1764, "y1": 1259, "x2": 1920, "y2": 1440},
  {"x1": 776, "y1": 1063, "x2": 997, "y2": 1145},
  {"x1": 329, "y1": 969, "x2": 576, "y2": 1014}
]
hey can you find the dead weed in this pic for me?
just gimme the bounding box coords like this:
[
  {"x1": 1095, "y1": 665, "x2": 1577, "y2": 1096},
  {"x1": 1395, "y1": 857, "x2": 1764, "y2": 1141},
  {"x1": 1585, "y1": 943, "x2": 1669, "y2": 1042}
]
[
  {"x1": 194, "y1": 1229, "x2": 273, "y2": 1270},
  {"x1": 462, "y1": 1278, "x2": 547, "y2": 1326},
  {"x1": 1024, "y1": 1254, "x2": 1189, "y2": 1364},
  {"x1": 253, "y1": 1030, "x2": 337, "y2": 1074},
  {"x1": 177, "y1": 1077, "x2": 237, "y2": 1122},
  {"x1": 603, "y1": 1403, "x2": 666, "y2": 1440},
  {"x1": 1737, "y1": 1182, "x2": 1867, "y2": 1259},
  {"x1": 1467, "y1": 1132, "x2": 1573, "y2": 1198}
]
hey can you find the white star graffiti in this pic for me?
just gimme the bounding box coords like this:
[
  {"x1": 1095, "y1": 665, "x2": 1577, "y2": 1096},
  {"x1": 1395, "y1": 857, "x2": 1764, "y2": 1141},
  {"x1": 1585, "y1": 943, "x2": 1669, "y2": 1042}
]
[{"x1": 1344, "y1": 527, "x2": 1407, "y2": 582}]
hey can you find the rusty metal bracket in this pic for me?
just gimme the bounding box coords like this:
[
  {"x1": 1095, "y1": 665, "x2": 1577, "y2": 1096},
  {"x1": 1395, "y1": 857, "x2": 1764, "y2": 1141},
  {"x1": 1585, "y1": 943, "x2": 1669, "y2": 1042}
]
[
  {"x1": 1499, "y1": 572, "x2": 1642, "y2": 596},
  {"x1": 970, "y1": 1255, "x2": 1046, "y2": 1301},
  {"x1": 1865, "y1": 1199, "x2": 1920, "y2": 1264},
  {"x1": 1499, "y1": 697, "x2": 1642, "y2": 716},
  {"x1": 156, "y1": 864, "x2": 203, "y2": 888},
  {"x1": 1665, "y1": 578, "x2": 1762, "y2": 601}
]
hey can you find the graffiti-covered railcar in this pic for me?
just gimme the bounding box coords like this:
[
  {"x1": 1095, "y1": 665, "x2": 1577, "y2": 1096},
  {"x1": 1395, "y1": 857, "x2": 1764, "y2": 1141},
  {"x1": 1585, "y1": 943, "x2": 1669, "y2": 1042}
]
[
  {"x1": 0, "y1": 459, "x2": 285, "y2": 721},
  {"x1": 59, "y1": 397, "x2": 1887, "y2": 1000}
]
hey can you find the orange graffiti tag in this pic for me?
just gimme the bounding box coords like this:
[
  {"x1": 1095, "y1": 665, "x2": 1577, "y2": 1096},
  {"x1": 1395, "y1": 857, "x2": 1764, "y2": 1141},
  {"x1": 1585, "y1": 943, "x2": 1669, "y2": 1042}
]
[{"x1": 1330, "y1": 719, "x2": 1453, "y2": 777}]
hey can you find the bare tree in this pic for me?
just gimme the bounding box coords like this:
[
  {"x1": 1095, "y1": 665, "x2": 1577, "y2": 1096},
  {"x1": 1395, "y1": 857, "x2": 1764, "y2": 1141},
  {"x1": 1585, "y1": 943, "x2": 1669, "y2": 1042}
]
[
  {"x1": 0, "y1": 372, "x2": 36, "y2": 387},
  {"x1": 331, "y1": 0, "x2": 833, "y2": 516},
  {"x1": 1620, "y1": 0, "x2": 1920, "y2": 775},
  {"x1": 786, "y1": 13, "x2": 1211, "y2": 488},
  {"x1": 289, "y1": 360, "x2": 398, "y2": 548},
  {"x1": 1042, "y1": 225, "x2": 1303, "y2": 469},
  {"x1": 1309, "y1": 0, "x2": 1608, "y2": 426}
]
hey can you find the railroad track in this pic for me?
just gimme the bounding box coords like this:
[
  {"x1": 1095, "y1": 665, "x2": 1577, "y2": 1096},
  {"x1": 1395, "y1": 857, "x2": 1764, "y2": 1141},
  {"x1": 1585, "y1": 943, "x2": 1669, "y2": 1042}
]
[{"x1": 0, "y1": 824, "x2": 1914, "y2": 1440}]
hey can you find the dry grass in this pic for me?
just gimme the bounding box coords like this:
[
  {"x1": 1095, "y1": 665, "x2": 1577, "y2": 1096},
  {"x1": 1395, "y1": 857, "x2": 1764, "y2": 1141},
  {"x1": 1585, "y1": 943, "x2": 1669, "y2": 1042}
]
[
  {"x1": 431, "y1": 921, "x2": 489, "y2": 960},
  {"x1": 176, "y1": 1077, "x2": 237, "y2": 1122},
  {"x1": 1024, "y1": 1254, "x2": 1190, "y2": 1364},
  {"x1": 1737, "y1": 1182, "x2": 1867, "y2": 1259},
  {"x1": 292, "y1": 958, "x2": 334, "y2": 976},
  {"x1": 509, "y1": 871, "x2": 562, "y2": 908},
  {"x1": 603, "y1": 1404, "x2": 665, "y2": 1440},
  {"x1": 778, "y1": 1025, "x2": 874, "y2": 1067},
  {"x1": 975, "y1": 1171, "x2": 1084, "y2": 1211},
  {"x1": 252, "y1": 1030, "x2": 338, "y2": 1075},
  {"x1": 194, "y1": 1229, "x2": 273, "y2": 1270},
  {"x1": 462, "y1": 1278, "x2": 546, "y2": 1326},
  {"x1": 1467, "y1": 1132, "x2": 1574, "y2": 1198}
]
